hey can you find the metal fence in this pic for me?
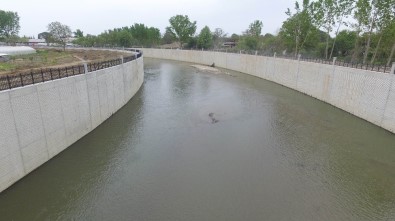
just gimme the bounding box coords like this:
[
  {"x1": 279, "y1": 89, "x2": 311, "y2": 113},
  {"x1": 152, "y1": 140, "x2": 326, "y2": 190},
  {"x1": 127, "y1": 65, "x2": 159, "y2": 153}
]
[
  {"x1": 275, "y1": 54, "x2": 393, "y2": 74},
  {"x1": 0, "y1": 49, "x2": 142, "y2": 91},
  {"x1": 150, "y1": 47, "x2": 394, "y2": 74}
]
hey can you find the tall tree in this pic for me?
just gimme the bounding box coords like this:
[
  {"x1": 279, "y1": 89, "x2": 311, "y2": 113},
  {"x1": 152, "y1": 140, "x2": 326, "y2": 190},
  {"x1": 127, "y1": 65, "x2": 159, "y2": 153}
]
[
  {"x1": 313, "y1": 0, "x2": 337, "y2": 59},
  {"x1": 162, "y1": 27, "x2": 176, "y2": 44},
  {"x1": 384, "y1": 22, "x2": 395, "y2": 66},
  {"x1": 246, "y1": 20, "x2": 263, "y2": 37},
  {"x1": 369, "y1": 0, "x2": 395, "y2": 64},
  {"x1": 47, "y1": 21, "x2": 72, "y2": 51},
  {"x1": 353, "y1": 0, "x2": 379, "y2": 64},
  {"x1": 74, "y1": 29, "x2": 84, "y2": 38},
  {"x1": 146, "y1": 27, "x2": 161, "y2": 47},
  {"x1": 280, "y1": 0, "x2": 318, "y2": 56},
  {"x1": 197, "y1": 26, "x2": 213, "y2": 49},
  {"x1": 328, "y1": 0, "x2": 354, "y2": 59},
  {"x1": 334, "y1": 30, "x2": 357, "y2": 57},
  {"x1": 167, "y1": 15, "x2": 197, "y2": 48},
  {"x1": 0, "y1": 10, "x2": 20, "y2": 41},
  {"x1": 212, "y1": 28, "x2": 227, "y2": 48}
]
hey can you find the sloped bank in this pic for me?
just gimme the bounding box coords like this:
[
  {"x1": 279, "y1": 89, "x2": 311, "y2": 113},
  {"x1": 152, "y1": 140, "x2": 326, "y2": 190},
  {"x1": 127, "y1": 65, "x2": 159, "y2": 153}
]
[
  {"x1": 0, "y1": 51, "x2": 144, "y2": 193},
  {"x1": 142, "y1": 48, "x2": 395, "y2": 134}
]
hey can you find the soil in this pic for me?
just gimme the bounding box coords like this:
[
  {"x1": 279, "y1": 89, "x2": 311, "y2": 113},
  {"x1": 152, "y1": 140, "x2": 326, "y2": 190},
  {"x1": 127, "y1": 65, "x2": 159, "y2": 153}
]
[{"x1": 0, "y1": 49, "x2": 130, "y2": 76}]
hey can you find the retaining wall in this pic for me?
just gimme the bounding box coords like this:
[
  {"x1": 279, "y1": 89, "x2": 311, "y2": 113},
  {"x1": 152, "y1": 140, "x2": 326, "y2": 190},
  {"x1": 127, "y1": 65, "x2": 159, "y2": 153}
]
[
  {"x1": 142, "y1": 48, "x2": 395, "y2": 134},
  {"x1": 0, "y1": 56, "x2": 144, "y2": 193}
]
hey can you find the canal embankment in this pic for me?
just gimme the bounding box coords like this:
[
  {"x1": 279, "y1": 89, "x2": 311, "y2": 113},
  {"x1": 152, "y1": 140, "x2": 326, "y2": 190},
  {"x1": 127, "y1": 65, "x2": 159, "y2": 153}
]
[
  {"x1": 141, "y1": 48, "x2": 395, "y2": 134},
  {"x1": 0, "y1": 50, "x2": 144, "y2": 193}
]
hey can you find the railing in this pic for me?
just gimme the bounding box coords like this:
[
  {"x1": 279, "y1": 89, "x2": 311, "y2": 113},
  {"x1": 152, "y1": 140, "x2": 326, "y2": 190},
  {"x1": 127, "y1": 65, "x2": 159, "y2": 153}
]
[
  {"x1": 0, "y1": 49, "x2": 142, "y2": 91},
  {"x1": 145, "y1": 47, "x2": 394, "y2": 74},
  {"x1": 275, "y1": 54, "x2": 393, "y2": 74}
]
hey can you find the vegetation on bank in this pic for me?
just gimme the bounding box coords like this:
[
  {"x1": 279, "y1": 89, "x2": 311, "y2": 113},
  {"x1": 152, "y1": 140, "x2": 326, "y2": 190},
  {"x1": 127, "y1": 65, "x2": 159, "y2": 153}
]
[
  {"x1": 0, "y1": 49, "x2": 129, "y2": 75},
  {"x1": 1, "y1": 0, "x2": 395, "y2": 65}
]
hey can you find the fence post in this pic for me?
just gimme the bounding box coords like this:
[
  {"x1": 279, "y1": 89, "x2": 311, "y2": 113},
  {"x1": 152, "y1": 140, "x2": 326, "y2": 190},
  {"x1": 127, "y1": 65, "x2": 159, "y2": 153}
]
[
  {"x1": 41, "y1": 69, "x2": 44, "y2": 82},
  {"x1": 120, "y1": 56, "x2": 124, "y2": 64},
  {"x1": 274, "y1": 52, "x2": 277, "y2": 58},
  {"x1": 84, "y1": 63, "x2": 88, "y2": 73},
  {"x1": 298, "y1": 54, "x2": 301, "y2": 61},
  {"x1": 31, "y1": 71, "x2": 34, "y2": 84},
  {"x1": 332, "y1": 57, "x2": 337, "y2": 66},
  {"x1": 255, "y1": 51, "x2": 258, "y2": 56},
  {"x1": 6, "y1": 75, "x2": 11, "y2": 89},
  {"x1": 391, "y1": 62, "x2": 395, "y2": 75},
  {"x1": 20, "y1": 74, "x2": 23, "y2": 86}
]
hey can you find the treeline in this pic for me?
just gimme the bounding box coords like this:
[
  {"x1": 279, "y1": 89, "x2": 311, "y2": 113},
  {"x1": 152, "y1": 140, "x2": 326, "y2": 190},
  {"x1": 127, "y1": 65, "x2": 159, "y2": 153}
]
[
  {"x1": 2, "y1": 0, "x2": 395, "y2": 65},
  {"x1": 72, "y1": 24, "x2": 161, "y2": 48},
  {"x1": 275, "y1": 0, "x2": 395, "y2": 65}
]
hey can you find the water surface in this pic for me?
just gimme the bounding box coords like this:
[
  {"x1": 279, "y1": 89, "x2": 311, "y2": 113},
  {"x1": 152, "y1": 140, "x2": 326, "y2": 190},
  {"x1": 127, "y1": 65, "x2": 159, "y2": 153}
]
[{"x1": 1, "y1": 58, "x2": 395, "y2": 220}]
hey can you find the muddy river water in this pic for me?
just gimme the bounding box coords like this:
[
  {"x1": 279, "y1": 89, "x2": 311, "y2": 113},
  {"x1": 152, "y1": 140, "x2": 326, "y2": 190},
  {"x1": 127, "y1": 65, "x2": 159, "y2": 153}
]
[{"x1": 1, "y1": 58, "x2": 395, "y2": 220}]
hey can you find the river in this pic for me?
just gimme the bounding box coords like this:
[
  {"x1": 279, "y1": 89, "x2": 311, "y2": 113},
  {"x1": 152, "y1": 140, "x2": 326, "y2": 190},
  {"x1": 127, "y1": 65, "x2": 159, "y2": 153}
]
[{"x1": 1, "y1": 58, "x2": 395, "y2": 220}]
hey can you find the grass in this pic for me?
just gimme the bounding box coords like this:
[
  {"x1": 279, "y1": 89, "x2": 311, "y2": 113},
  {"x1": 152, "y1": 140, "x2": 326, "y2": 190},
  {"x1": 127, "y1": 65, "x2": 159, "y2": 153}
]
[
  {"x1": 0, "y1": 49, "x2": 130, "y2": 76},
  {"x1": 0, "y1": 63, "x2": 15, "y2": 72}
]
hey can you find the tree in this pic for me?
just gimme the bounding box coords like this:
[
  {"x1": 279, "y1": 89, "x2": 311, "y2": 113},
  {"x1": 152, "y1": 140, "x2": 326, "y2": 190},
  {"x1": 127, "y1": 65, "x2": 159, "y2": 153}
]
[
  {"x1": 230, "y1": 33, "x2": 240, "y2": 42},
  {"x1": 74, "y1": 29, "x2": 84, "y2": 38},
  {"x1": 369, "y1": 0, "x2": 395, "y2": 64},
  {"x1": 280, "y1": 0, "x2": 319, "y2": 56},
  {"x1": 328, "y1": 0, "x2": 354, "y2": 59},
  {"x1": 383, "y1": 22, "x2": 395, "y2": 66},
  {"x1": 47, "y1": 21, "x2": 72, "y2": 50},
  {"x1": 313, "y1": 0, "x2": 337, "y2": 59},
  {"x1": 162, "y1": 27, "x2": 176, "y2": 44},
  {"x1": 212, "y1": 28, "x2": 227, "y2": 48},
  {"x1": 38, "y1": 32, "x2": 52, "y2": 45},
  {"x1": 197, "y1": 26, "x2": 213, "y2": 49},
  {"x1": 167, "y1": 15, "x2": 197, "y2": 48},
  {"x1": 0, "y1": 10, "x2": 20, "y2": 42},
  {"x1": 246, "y1": 20, "x2": 263, "y2": 37},
  {"x1": 146, "y1": 27, "x2": 161, "y2": 47},
  {"x1": 118, "y1": 30, "x2": 133, "y2": 47},
  {"x1": 129, "y1": 23, "x2": 161, "y2": 47}
]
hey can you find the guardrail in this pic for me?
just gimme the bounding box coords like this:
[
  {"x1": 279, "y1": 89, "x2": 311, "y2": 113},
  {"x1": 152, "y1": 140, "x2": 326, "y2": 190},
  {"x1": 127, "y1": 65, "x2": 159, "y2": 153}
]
[
  {"x1": 144, "y1": 47, "x2": 394, "y2": 74},
  {"x1": 0, "y1": 48, "x2": 142, "y2": 91}
]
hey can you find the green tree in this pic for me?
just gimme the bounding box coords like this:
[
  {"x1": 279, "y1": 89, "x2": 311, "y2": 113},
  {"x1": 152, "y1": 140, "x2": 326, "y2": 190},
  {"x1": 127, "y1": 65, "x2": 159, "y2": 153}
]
[
  {"x1": 127, "y1": 24, "x2": 161, "y2": 47},
  {"x1": 118, "y1": 30, "x2": 133, "y2": 47},
  {"x1": 162, "y1": 27, "x2": 176, "y2": 44},
  {"x1": 246, "y1": 20, "x2": 263, "y2": 37},
  {"x1": 0, "y1": 10, "x2": 20, "y2": 42},
  {"x1": 146, "y1": 27, "x2": 161, "y2": 47},
  {"x1": 230, "y1": 33, "x2": 240, "y2": 42},
  {"x1": 130, "y1": 23, "x2": 147, "y2": 46},
  {"x1": 313, "y1": 0, "x2": 337, "y2": 59},
  {"x1": 197, "y1": 26, "x2": 213, "y2": 49},
  {"x1": 383, "y1": 22, "x2": 395, "y2": 66},
  {"x1": 47, "y1": 21, "x2": 72, "y2": 50},
  {"x1": 352, "y1": 0, "x2": 382, "y2": 64},
  {"x1": 280, "y1": 0, "x2": 319, "y2": 56},
  {"x1": 212, "y1": 28, "x2": 227, "y2": 48},
  {"x1": 74, "y1": 29, "x2": 84, "y2": 38},
  {"x1": 369, "y1": 0, "x2": 395, "y2": 64},
  {"x1": 328, "y1": 0, "x2": 354, "y2": 59},
  {"x1": 167, "y1": 15, "x2": 197, "y2": 48},
  {"x1": 334, "y1": 30, "x2": 357, "y2": 58}
]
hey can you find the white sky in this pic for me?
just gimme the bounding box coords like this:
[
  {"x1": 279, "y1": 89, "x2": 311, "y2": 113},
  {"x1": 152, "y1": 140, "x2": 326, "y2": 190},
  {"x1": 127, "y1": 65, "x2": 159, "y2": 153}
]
[{"x1": 2, "y1": 0, "x2": 295, "y2": 38}]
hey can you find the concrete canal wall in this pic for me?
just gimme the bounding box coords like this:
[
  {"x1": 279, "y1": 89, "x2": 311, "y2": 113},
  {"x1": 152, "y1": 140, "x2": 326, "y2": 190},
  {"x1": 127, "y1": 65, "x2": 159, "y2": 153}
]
[
  {"x1": 0, "y1": 56, "x2": 144, "y2": 193},
  {"x1": 142, "y1": 48, "x2": 395, "y2": 134}
]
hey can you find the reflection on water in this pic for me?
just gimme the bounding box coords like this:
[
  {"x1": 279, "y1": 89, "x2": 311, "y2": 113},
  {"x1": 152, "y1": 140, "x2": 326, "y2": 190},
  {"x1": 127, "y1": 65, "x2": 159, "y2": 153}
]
[{"x1": 1, "y1": 58, "x2": 395, "y2": 220}]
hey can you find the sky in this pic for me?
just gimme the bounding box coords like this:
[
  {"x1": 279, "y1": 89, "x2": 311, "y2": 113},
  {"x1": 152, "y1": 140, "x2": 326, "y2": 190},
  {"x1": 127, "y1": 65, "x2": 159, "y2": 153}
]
[{"x1": 2, "y1": 0, "x2": 295, "y2": 38}]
